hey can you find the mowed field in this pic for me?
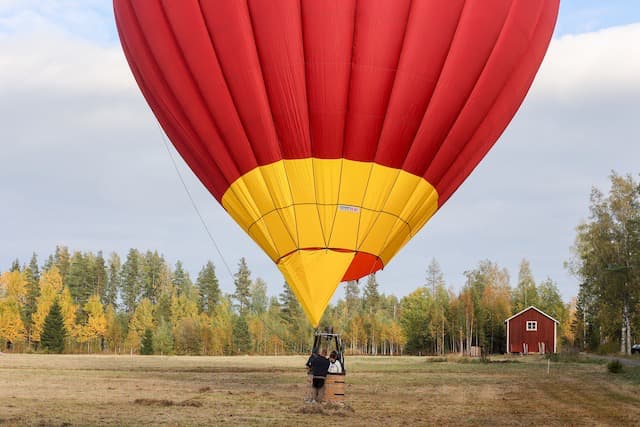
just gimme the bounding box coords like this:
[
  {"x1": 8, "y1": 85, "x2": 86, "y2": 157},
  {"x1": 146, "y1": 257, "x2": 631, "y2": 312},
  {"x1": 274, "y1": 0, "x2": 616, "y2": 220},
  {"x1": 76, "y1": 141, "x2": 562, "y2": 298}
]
[{"x1": 1, "y1": 353, "x2": 639, "y2": 426}]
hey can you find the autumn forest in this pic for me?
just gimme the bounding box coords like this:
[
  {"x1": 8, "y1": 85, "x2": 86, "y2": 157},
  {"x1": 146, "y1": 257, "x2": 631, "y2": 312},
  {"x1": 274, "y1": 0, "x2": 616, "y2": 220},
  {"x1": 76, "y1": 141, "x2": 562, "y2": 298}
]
[{"x1": 1, "y1": 172, "x2": 638, "y2": 356}]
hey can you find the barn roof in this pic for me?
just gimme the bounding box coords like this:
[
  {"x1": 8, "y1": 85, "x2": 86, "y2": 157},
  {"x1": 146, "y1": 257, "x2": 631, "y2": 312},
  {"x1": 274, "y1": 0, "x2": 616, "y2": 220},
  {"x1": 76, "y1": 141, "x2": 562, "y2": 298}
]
[{"x1": 504, "y1": 306, "x2": 560, "y2": 324}]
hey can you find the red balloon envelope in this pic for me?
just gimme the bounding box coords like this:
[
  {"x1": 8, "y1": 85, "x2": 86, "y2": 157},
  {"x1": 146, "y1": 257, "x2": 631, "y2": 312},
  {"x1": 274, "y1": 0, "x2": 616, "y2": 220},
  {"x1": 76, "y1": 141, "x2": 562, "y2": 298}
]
[{"x1": 114, "y1": 0, "x2": 559, "y2": 326}]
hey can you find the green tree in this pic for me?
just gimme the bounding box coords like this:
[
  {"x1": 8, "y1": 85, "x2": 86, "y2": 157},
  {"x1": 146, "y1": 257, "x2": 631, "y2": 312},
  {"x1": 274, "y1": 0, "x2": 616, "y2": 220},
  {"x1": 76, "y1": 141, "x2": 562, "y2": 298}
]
[
  {"x1": 66, "y1": 251, "x2": 91, "y2": 310},
  {"x1": 141, "y1": 251, "x2": 166, "y2": 303},
  {"x1": 513, "y1": 259, "x2": 538, "y2": 312},
  {"x1": 153, "y1": 318, "x2": 174, "y2": 355},
  {"x1": 399, "y1": 288, "x2": 431, "y2": 354},
  {"x1": 104, "y1": 252, "x2": 121, "y2": 308},
  {"x1": 232, "y1": 314, "x2": 251, "y2": 354},
  {"x1": 23, "y1": 253, "x2": 41, "y2": 339},
  {"x1": 363, "y1": 274, "x2": 380, "y2": 311},
  {"x1": 279, "y1": 281, "x2": 302, "y2": 322},
  {"x1": 53, "y1": 246, "x2": 71, "y2": 284},
  {"x1": 463, "y1": 260, "x2": 511, "y2": 353},
  {"x1": 121, "y1": 249, "x2": 142, "y2": 313},
  {"x1": 197, "y1": 261, "x2": 220, "y2": 315},
  {"x1": 345, "y1": 280, "x2": 361, "y2": 316},
  {"x1": 92, "y1": 251, "x2": 108, "y2": 305},
  {"x1": 233, "y1": 258, "x2": 251, "y2": 314},
  {"x1": 362, "y1": 274, "x2": 381, "y2": 354},
  {"x1": 249, "y1": 277, "x2": 268, "y2": 315},
  {"x1": 40, "y1": 300, "x2": 66, "y2": 353},
  {"x1": 140, "y1": 328, "x2": 154, "y2": 355},
  {"x1": 569, "y1": 172, "x2": 640, "y2": 354},
  {"x1": 424, "y1": 259, "x2": 448, "y2": 354},
  {"x1": 279, "y1": 282, "x2": 309, "y2": 353},
  {"x1": 173, "y1": 261, "x2": 196, "y2": 299},
  {"x1": 537, "y1": 278, "x2": 566, "y2": 321}
]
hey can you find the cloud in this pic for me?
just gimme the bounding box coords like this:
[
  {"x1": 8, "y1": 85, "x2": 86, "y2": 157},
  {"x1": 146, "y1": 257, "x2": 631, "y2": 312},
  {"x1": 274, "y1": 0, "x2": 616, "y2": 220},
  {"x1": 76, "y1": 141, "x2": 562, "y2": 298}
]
[
  {"x1": 0, "y1": 1, "x2": 115, "y2": 43},
  {"x1": 534, "y1": 23, "x2": 640, "y2": 101},
  {"x1": 1, "y1": 7, "x2": 638, "y2": 302}
]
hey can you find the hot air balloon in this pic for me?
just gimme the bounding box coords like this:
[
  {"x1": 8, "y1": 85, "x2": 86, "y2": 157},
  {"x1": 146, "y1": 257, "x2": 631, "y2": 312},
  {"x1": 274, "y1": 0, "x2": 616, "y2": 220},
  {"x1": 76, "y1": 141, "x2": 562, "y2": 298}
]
[{"x1": 113, "y1": 0, "x2": 559, "y2": 327}]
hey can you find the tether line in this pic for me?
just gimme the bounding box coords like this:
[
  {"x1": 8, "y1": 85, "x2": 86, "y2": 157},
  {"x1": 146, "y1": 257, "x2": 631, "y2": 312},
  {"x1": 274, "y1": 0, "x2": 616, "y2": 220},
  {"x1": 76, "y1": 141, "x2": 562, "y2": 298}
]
[{"x1": 158, "y1": 126, "x2": 235, "y2": 280}]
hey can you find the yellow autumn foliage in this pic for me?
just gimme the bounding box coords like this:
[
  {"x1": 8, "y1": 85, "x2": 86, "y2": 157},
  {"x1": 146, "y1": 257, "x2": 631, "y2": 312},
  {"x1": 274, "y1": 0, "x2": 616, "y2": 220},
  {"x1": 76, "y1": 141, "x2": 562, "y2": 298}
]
[
  {"x1": 76, "y1": 295, "x2": 107, "y2": 343},
  {"x1": 31, "y1": 267, "x2": 64, "y2": 342},
  {"x1": 0, "y1": 298, "x2": 25, "y2": 343},
  {"x1": 0, "y1": 270, "x2": 27, "y2": 303}
]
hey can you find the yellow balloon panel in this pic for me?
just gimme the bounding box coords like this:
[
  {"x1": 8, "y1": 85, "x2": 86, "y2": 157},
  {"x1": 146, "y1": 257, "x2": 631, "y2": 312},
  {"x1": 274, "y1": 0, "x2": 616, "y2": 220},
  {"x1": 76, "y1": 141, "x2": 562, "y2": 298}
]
[
  {"x1": 222, "y1": 158, "x2": 439, "y2": 261},
  {"x1": 294, "y1": 204, "x2": 326, "y2": 248},
  {"x1": 278, "y1": 249, "x2": 355, "y2": 327}
]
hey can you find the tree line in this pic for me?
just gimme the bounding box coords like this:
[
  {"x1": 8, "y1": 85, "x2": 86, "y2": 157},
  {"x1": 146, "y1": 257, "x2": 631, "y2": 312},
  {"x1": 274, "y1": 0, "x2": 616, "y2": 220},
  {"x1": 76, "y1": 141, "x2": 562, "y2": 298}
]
[
  {"x1": 2, "y1": 171, "x2": 637, "y2": 356},
  {"x1": 1, "y1": 246, "x2": 573, "y2": 356}
]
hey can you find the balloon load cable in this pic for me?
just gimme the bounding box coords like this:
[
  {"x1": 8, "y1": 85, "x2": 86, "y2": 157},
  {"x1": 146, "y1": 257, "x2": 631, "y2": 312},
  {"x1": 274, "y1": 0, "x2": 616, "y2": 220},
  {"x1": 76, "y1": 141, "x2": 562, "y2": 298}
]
[{"x1": 157, "y1": 125, "x2": 235, "y2": 281}]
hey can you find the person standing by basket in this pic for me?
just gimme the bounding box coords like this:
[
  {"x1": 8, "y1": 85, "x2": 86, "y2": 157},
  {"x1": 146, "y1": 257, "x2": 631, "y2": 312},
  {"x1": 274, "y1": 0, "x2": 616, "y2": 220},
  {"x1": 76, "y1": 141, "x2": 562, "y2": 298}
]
[{"x1": 305, "y1": 349, "x2": 330, "y2": 403}]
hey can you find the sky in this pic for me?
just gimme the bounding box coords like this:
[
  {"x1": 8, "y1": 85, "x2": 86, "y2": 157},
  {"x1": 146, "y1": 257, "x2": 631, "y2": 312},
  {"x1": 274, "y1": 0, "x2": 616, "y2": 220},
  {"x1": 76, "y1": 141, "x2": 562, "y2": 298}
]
[{"x1": 1, "y1": 1, "x2": 639, "y2": 303}]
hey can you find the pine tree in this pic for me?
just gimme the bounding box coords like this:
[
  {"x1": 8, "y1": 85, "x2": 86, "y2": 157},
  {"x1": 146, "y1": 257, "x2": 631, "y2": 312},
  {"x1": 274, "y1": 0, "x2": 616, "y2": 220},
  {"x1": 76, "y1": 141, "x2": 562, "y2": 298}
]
[
  {"x1": 41, "y1": 300, "x2": 66, "y2": 353},
  {"x1": 249, "y1": 278, "x2": 268, "y2": 315},
  {"x1": 172, "y1": 261, "x2": 191, "y2": 295},
  {"x1": 140, "y1": 328, "x2": 154, "y2": 355},
  {"x1": 345, "y1": 280, "x2": 361, "y2": 316},
  {"x1": 121, "y1": 249, "x2": 142, "y2": 313},
  {"x1": 93, "y1": 251, "x2": 108, "y2": 304},
  {"x1": 197, "y1": 261, "x2": 220, "y2": 315},
  {"x1": 23, "y1": 254, "x2": 41, "y2": 335},
  {"x1": 66, "y1": 251, "x2": 91, "y2": 310},
  {"x1": 53, "y1": 246, "x2": 71, "y2": 282},
  {"x1": 232, "y1": 314, "x2": 251, "y2": 354},
  {"x1": 104, "y1": 253, "x2": 121, "y2": 309},
  {"x1": 279, "y1": 281, "x2": 302, "y2": 322},
  {"x1": 233, "y1": 258, "x2": 251, "y2": 314},
  {"x1": 363, "y1": 274, "x2": 380, "y2": 311},
  {"x1": 141, "y1": 251, "x2": 165, "y2": 303}
]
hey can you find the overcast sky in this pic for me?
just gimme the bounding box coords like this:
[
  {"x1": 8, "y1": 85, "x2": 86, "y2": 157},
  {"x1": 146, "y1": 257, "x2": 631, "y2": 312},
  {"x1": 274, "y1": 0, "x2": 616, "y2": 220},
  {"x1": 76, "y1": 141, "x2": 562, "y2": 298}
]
[{"x1": 1, "y1": 1, "x2": 639, "y2": 303}]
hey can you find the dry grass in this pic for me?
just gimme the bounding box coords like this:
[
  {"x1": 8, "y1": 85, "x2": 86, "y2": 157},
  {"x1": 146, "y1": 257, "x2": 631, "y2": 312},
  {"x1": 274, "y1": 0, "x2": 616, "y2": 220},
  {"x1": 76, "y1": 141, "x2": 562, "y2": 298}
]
[{"x1": 0, "y1": 353, "x2": 639, "y2": 426}]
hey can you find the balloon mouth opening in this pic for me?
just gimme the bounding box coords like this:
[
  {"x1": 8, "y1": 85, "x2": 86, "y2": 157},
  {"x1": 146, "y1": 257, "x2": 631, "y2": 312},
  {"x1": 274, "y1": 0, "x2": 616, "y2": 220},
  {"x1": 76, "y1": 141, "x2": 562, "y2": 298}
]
[{"x1": 277, "y1": 248, "x2": 383, "y2": 282}]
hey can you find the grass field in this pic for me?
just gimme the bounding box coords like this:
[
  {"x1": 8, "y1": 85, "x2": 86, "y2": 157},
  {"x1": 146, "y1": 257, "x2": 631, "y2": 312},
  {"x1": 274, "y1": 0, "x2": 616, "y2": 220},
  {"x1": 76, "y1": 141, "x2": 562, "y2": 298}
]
[{"x1": 1, "y1": 353, "x2": 639, "y2": 426}]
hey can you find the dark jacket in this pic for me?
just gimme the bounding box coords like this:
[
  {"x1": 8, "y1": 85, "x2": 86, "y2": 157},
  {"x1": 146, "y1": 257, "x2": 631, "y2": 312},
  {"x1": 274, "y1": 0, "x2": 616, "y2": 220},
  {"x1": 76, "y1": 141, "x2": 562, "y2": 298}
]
[{"x1": 306, "y1": 353, "x2": 330, "y2": 377}]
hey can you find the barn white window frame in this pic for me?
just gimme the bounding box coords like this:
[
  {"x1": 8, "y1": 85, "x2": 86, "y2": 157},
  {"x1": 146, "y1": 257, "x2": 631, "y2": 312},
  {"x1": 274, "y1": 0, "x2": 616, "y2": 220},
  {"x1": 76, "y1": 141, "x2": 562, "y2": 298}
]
[{"x1": 526, "y1": 320, "x2": 537, "y2": 331}]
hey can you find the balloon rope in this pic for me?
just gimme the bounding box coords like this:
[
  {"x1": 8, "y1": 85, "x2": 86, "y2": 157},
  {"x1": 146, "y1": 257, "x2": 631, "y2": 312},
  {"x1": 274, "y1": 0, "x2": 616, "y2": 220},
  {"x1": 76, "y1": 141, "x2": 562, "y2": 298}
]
[{"x1": 158, "y1": 127, "x2": 235, "y2": 280}]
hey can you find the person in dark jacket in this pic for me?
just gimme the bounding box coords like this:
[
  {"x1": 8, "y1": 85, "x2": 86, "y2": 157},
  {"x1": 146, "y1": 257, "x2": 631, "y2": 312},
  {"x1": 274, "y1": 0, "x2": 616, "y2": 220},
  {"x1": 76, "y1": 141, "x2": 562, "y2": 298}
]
[{"x1": 305, "y1": 349, "x2": 330, "y2": 403}]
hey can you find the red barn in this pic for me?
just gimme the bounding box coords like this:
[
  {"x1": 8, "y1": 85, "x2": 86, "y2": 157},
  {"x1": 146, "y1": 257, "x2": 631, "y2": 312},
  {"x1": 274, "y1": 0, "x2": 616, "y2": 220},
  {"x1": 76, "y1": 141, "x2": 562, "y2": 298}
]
[{"x1": 505, "y1": 306, "x2": 558, "y2": 354}]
